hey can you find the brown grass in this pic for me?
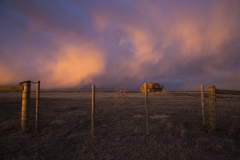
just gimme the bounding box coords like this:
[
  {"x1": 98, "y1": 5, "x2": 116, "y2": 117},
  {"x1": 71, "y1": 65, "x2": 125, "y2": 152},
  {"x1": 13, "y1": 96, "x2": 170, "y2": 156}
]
[
  {"x1": 0, "y1": 91, "x2": 240, "y2": 159},
  {"x1": 114, "y1": 87, "x2": 127, "y2": 104},
  {"x1": 150, "y1": 114, "x2": 169, "y2": 120}
]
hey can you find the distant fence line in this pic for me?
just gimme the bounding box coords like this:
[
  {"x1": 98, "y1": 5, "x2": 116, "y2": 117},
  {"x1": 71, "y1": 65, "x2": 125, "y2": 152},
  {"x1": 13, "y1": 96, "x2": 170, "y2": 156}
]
[
  {"x1": 38, "y1": 88, "x2": 141, "y2": 92},
  {"x1": 1, "y1": 82, "x2": 240, "y2": 135},
  {"x1": 0, "y1": 86, "x2": 23, "y2": 91},
  {"x1": 215, "y1": 89, "x2": 240, "y2": 95}
]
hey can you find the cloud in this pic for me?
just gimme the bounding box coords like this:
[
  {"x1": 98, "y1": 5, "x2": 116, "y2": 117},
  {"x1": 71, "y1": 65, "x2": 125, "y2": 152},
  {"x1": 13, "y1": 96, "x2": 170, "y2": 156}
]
[
  {"x1": 1, "y1": 0, "x2": 240, "y2": 90},
  {"x1": 0, "y1": 25, "x2": 105, "y2": 88},
  {"x1": 42, "y1": 42, "x2": 105, "y2": 88}
]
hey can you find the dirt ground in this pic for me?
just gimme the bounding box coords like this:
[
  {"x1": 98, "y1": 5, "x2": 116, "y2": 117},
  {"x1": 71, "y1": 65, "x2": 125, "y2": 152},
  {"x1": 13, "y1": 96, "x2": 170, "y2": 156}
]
[{"x1": 0, "y1": 91, "x2": 240, "y2": 159}]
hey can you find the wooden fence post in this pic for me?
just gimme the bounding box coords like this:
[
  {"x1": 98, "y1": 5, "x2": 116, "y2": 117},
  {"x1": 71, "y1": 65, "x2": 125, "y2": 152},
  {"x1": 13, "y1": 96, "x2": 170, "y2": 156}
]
[
  {"x1": 91, "y1": 85, "x2": 95, "y2": 136},
  {"x1": 35, "y1": 81, "x2": 40, "y2": 132},
  {"x1": 21, "y1": 81, "x2": 31, "y2": 131},
  {"x1": 145, "y1": 83, "x2": 149, "y2": 135},
  {"x1": 200, "y1": 85, "x2": 205, "y2": 125},
  {"x1": 208, "y1": 85, "x2": 217, "y2": 131}
]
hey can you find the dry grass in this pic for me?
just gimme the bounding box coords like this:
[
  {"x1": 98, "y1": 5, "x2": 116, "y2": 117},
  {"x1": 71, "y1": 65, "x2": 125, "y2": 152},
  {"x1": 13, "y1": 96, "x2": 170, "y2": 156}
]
[
  {"x1": 150, "y1": 114, "x2": 169, "y2": 120},
  {"x1": 133, "y1": 115, "x2": 143, "y2": 119},
  {"x1": 0, "y1": 91, "x2": 240, "y2": 159},
  {"x1": 114, "y1": 86, "x2": 127, "y2": 104}
]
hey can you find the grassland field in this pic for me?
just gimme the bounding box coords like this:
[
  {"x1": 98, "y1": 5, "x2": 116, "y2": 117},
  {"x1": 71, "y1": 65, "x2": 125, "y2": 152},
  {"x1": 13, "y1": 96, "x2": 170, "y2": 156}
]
[{"x1": 0, "y1": 91, "x2": 240, "y2": 159}]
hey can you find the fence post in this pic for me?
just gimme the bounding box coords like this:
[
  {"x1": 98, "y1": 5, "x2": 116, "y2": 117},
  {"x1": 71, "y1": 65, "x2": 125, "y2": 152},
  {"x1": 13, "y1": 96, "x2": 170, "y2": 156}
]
[
  {"x1": 21, "y1": 81, "x2": 31, "y2": 131},
  {"x1": 35, "y1": 81, "x2": 40, "y2": 132},
  {"x1": 145, "y1": 83, "x2": 149, "y2": 135},
  {"x1": 200, "y1": 85, "x2": 205, "y2": 125},
  {"x1": 208, "y1": 85, "x2": 217, "y2": 131},
  {"x1": 91, "y1": 85, "x2": 95, "y2": 136}
]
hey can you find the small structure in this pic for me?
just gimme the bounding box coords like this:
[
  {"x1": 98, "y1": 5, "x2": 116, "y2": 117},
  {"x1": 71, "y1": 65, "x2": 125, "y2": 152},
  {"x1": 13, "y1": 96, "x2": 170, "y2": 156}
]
[{"x1": 140, "y1": 82, "x2": 164, "y2": 93}]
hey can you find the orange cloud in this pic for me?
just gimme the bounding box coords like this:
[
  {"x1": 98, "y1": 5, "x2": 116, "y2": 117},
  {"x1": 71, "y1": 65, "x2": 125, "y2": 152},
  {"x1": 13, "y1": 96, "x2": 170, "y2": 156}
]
[
  {"x1": 42, "y1": 43, "x2": 105, "y2": 88},
  {"x1": 0, "y1": 64, "x2": 16, "y2": 84},
  {"x1": 0, "y1": 36, "x2": 105, "y2": 88}
]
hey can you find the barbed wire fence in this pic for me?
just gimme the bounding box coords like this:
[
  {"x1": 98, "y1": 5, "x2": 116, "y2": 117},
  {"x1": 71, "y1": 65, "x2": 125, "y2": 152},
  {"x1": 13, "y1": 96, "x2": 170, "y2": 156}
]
[{"x1": 1, "y1": 83, "x2": 240, "y2": 139}]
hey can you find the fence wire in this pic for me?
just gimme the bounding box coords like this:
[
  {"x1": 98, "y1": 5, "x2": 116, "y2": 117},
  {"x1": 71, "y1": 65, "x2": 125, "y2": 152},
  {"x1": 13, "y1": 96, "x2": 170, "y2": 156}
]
[{"x1": 1, "y1": 90, "x2": 239, "y2": 135}]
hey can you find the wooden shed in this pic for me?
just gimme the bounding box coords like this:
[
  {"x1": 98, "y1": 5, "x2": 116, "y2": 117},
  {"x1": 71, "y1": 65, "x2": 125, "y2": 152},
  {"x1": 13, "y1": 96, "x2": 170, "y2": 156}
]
[{"x1": 140, "y1": 82, "x2": 164, "y2": 93}]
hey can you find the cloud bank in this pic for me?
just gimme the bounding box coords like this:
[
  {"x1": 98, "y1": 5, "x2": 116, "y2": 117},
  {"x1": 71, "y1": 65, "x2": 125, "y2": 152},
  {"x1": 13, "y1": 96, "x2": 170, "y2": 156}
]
[{"x1": 1, "y1": 0, "x2": 240, "y2": 90}]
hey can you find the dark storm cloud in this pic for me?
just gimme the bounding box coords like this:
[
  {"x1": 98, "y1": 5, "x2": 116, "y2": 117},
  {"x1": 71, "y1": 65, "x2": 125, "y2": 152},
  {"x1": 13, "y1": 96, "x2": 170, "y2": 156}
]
[{"x1": 1, "y1": 0, "x2": 240, "y2": 90}]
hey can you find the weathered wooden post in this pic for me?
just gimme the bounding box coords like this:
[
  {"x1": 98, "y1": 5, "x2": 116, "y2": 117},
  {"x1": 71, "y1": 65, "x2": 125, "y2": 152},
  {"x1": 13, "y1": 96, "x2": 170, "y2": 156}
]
[
  {"x1": 200, "y1": 85, "x2": 205, "y2": 125},
  {"x1": 21, "y1": 81, "x2": 31, "y2": 131},
  {"x1": 145, "y1": 83, "x2": 149, "y2": 135},
  {"x1": 91, "y1": 85, "x2": 95, "y2": 136},
  {"x1": 208, "y1": 85, "x2": 217, "y2": 131},
  {"x1": 35, "y1": 81, "x2": 40, "y2": 132}
]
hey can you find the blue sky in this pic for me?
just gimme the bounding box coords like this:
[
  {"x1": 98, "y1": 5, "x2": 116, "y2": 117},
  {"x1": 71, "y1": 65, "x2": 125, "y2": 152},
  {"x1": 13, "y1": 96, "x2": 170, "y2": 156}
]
[{"x1": 1, "y1": 0, "x2": 240, "y2": 90}]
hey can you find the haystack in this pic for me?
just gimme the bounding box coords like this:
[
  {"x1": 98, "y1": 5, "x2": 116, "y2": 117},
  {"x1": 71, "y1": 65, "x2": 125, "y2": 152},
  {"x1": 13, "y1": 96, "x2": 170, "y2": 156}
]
[{"x1": 140, "y1": 82, "x2": 164, "y2": 93}]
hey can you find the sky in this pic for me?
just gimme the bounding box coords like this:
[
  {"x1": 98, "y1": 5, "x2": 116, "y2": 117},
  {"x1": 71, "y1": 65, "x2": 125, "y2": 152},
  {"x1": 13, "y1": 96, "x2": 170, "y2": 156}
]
[{"x1": 0, "y1": 0, "x2": 240, "y2": 90}]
